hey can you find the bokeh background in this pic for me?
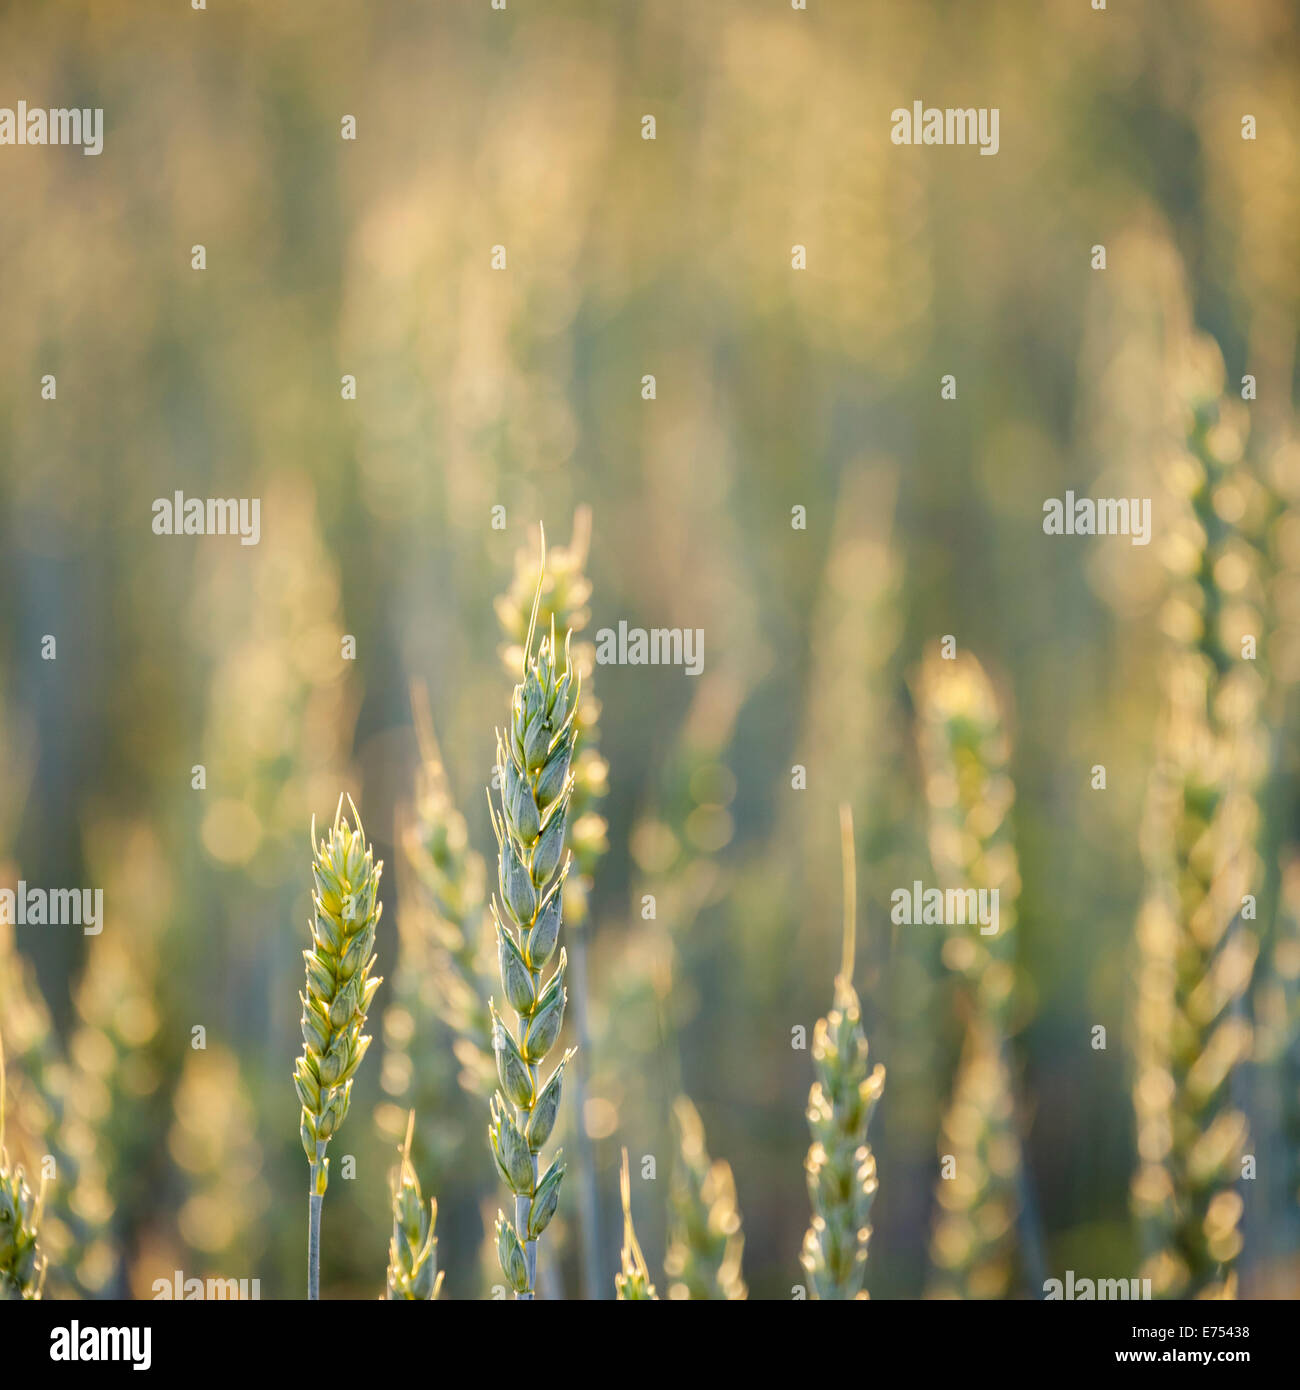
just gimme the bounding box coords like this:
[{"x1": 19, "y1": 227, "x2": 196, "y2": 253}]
[{"x1": 0, "y1": 0, "x2": 1298, "y2": 1299}]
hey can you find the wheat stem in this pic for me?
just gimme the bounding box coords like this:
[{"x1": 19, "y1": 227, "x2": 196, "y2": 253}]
[{"x1": 307, "y1": 1164, "x2": 323, "y2": 1301}]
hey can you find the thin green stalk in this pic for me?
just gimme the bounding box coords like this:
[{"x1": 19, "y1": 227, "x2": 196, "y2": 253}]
[{"x1": 307, "y1": 1158, "x2": 323, "y2": 1301}]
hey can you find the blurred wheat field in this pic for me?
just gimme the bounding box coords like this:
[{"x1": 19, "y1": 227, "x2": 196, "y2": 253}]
[{"x1": 0, "y1": 0, "x2": 1298, "y2": 1302}]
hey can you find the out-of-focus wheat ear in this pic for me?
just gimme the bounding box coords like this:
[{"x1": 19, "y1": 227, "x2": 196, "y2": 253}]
[
  {"x1": 663, "y1": 1095, "x2": 747, "y2": 1300},
  {"x1": 384, "y1": 1111, "x2": 444, "y2": 1300},
  {"x1": 799, "y1": 805, "x2": 885, "y2": 1300},
  {"x1": 1133, "y1": 346, "x2": 1266, "y2": 1299},
  {"x1": 914, "y1": 647, "x2": 1037, "y2": 1299},
  {"x1": 615, "y1": 1147, "x2": 658, "y2": 1300},
  {"x1": 0, "y1": 917, "x2": 89, "y2": 1296},
  {"x1": 295, "y1": 800, "x2": 384, "y2": 1299},
  {"x1": 375, "y1": 676, "x2": 495, "y2": 1168},
  {"x1": 0, "y1": 1030, "x2": 48, "y2": 1300}
]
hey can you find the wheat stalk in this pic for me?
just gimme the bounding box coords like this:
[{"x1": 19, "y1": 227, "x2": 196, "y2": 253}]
[
  {"x1": 0, "y1": 1031, "x2": 47, "y2": 1300},
  {"x1": 294, "y1": 795, "x2": 384, "y2": 1299},
  {"x1": 615, "y1": 1147, "x2": 657, "y2": 1300},
  {"x1": 663, "y1": 1094, "x2": 746, "y2": 1300},
  {"x1": 914, "y1": 647, "x2": 1032, "y2": 1299},
  {"x1": 497, "y1": 509, "x2": 608, "y2": 1295},
  {"x1": 800, "y1": 805, "x2": 885, "y2": 1300},
  {"x1": 487, "y1": 532, "x2": 580, "y2": 1299},
  {"x1": 385, "y1": 1111, "x2": 444, "y2": 1300},
  {"x1": 1132, "y1": 350, "x2": 1266, "y2": 1298}
]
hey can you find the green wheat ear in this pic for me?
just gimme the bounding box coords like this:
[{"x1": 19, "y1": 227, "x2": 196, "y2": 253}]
[
  {"x1": 496, "y1": 508, "x2": 608, "y2": 1297},
  {"x1": 294, "y1": 795, "x2": 384, "y2": 1299},
  {"x1": 385, "y1": 1111, "x2": 444, "y2": 1300},
  {"x1": 663, "y1": 1094, "x2": 747, "y2": 1300},
  {"x1": 800, "y1": 804, "x2": 885, "y2": 1300},
  {"x1": 487, "y1": 526, "x2": 580, "y2": 1299},
  {"x1": 914, "y1": 646, "x2": 1029, "y2": 1299},
  {"x1": 615, "y1": 1147, "x2": 658, "y2": 1300},
  {"x1": 1133, "y1": 347, "x2": 1265, "y2": 1299},
  {"x1": 0, "y1": 1030, "x2": 48, "y2": 1301}
]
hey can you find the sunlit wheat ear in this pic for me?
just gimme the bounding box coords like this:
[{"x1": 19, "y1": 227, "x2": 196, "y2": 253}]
[
  {"x1": 487, "y1": 528, "x2": 580, "y2": 1299},
  {"x1": 1133, "y1": 351, "x2": 1266, "y2": 1300},
  {"x1": 615, "y1": 1148, "x2": 657, "y2": 1300},
  {"x1": 914, "y1": 647, "x2": 1027, "y2": 1299},
  {"x1": 0, "y1": 1031, "x2": 48, "y2": 1301},
  {"x1": 294, "y1": 795, "x2": 384, "y2": 1300},
  {"x1": 663, "y1": 1095, "x2": 747, "y2": 1300},
  {"x1": 496, "y1": 506, "x2": 609, "y2": 903},
  {"x1": 495, "y1": 510, "x2": 607, "y2": 1296},
  {"x1": 385, "y1": 1111, "x2": 444, "y2": 1300},
  {"x1": 800, "y1": 805, "x2": 885, "y2": 1301}
]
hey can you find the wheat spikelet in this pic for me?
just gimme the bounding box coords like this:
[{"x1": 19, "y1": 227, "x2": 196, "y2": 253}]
[
  {"x1": 914, "y1": 646, "x2": 1027, "y2": 1299},
  {"x1": 0, "y1": 1033, "x2": 47, "y2": 1300},
  {"x1": 486, "y1": 538, "x2": 580, "y2": 1299},
  {"x1": 800, "y1": 805, "x2": 885, "y2": 1300},
  {"x1": 1133, "y1": 348, "x2": 1266, "y2": 1298},
  {"x1": 663, "y1": 1095, "x2": 746, "y2": 1300},
  {"x1": 615, "y1": 1148, "x2": 657, "y2": 1300},
  {"x1": 385, "y1": 1112, "x2": 444, "y2": 1300},
  {"x1": 294, "y1": 796, "x2": 384, "y2": 1299}
]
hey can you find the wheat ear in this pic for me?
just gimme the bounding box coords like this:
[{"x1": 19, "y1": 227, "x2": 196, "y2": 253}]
[
  {"x1": 915, "y1": 647, "x2": 1034, "y2": 1299},
  {"x1": 487, "y1": 530, "x2": 580, "y2": 1298},
  {"x1": 800, "y1": 805, "x2": 885, "y2": 1299},
  {"x1": 1133, "y1": 354, "x2": 1265, "y2": 1298},
  {"x1": 496, "y1": 509, "x2": 608, "y2": 1295},
  {"x1": 385, "y1": 1111, "x2": 444, "y2": 1300},
  {"x1": 615, "y1": 1147, "x2": 658, "y2": 1299},
  {"x1": 0, "y1": 1031, "x2": 47, "y2": 1301},
  {"x1": 294, "y1": 795, "x2": 384, "y2": 1299},
  {"x1": 663, "y1": 1094, "x2": 747, "y2": 1300}
]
